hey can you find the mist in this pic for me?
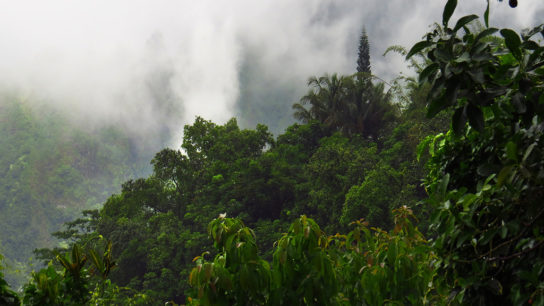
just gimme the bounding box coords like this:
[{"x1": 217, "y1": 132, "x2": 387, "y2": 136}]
[{"x1": 1, "y1": 0, "x2": 542, "y2": 147}]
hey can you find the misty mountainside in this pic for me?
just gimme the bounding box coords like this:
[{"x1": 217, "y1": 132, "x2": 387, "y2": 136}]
[
  {"x1": 1, "y1": 1, "x2": 544, "y2": 305},
  {"x1": 0, "y1": 95, "x2": 152, "y2": 288}
]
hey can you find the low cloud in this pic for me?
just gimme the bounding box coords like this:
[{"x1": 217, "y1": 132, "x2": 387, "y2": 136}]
[{"x1": 0, "y1": 0, "x2": 542, "y2": 146}]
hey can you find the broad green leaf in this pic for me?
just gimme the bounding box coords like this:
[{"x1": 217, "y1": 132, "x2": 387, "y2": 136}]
[
  {"x1": 418, "y1": 63, "x2": 439, "y2": 84},
  {"x1": 453, "y1": 15, "x2": 478, "y2": 32},
  {"x1": 443, "y1": 0, "x2": 458, "y2": 27},
  {"x1": 406, "y1": 41, "x2": 433, "y2": 60},
  {"x1": 435, "y1": 45, "x2": 453, "y2": 62},
  {"x1": 473, "y1": 28, "x2": 498, "y2": 44},
  {"x1": 500, "y1": 29, "x2": 522, "y2": 60},
  {"x1": 416, "y1": 135, "x2": 433, "y2": 161},
  {"x1": 521, "y1": 40, "x2": 539, "y2": 51},
  {"x1": 427, "y1": 97, "x2": 449, "y2": 118}
]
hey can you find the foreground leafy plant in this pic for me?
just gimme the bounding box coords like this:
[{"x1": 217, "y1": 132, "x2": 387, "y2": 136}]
[
  {"x1": 22, "y1": 239, "x2": 149, "y2": 305},
  {"x1": 410, "y1": 0, "x2": 544, "y2": 303},
  {"x1": 188, "y1": 207, "x2": 439, "y2": 305}
]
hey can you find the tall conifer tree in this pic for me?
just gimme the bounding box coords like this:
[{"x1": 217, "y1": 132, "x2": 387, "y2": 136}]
[{"x1": 356, "y1": 28, "x2": 371, "y2": 74}]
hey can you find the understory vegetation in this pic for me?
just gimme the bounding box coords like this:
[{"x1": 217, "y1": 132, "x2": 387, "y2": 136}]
[{"x1": 1, "y1": 1, "x2": 543, "y2": 304}]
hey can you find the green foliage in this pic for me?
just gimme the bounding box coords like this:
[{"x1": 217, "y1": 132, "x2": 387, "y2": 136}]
[
  {"x1": 335, "y1": 206, "x2": 442, "y2": 304},
  {"x1": 341, "y1": 163, "x2": 401, "y2": 229},
  {"x1": 0, "y1": 254, "x2": 19, "y2": 305},
  {"x1": 23, "y1": 239, "x2": 148, "y2": 305},
  {"x1": 412, "y1": 2, "x2": 544, "y2": 303},
  {"x1": 24, "y1": 245, "x2": 91, "y2": 305},
  {"x1": 188, "y1": 207, "x2": 440, "y2": 305}
]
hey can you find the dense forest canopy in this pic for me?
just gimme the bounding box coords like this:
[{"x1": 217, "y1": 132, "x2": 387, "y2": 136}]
[{"x1": 1, "y1": 0, "x2": 544, "y2": 305}]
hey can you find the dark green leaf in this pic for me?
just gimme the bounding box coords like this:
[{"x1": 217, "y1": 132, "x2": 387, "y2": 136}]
[
  {"x1": 452, "y1": 106, "x2": 467, "y2": 135},
  {"x1": 500, "y1": 29, "x2": 522, "y2": 60},
  {"x1": 435, "y1": 45, "x2": 453, "y2": 62},
  {"x1": 484, "y1": 0, "x2": 490, "y2": 28},
  {"x1": 444, "y1": 77, "x2": 460, "y2": 105},
  {"x1": 506, "y1": 141, "x2": 518, "y2": 161},
  {"x1": 406, "y1": 41, "x2": 433, "y2": 60},
  {"x1": 474, "y1": 28, "x2": 498, "y2": 44},
  {"x1": 419, "y1": 63, "x2": 439, "y2": 84},
  {"x1": 521, "y1": 40, "x2": 539, "y2": 51},
  {"x1": 467, "y1": 104, "x2": 484, "y2": 132},
  {"x1": 443, "y1": 0, "x2": 458, "y2": 27},
  {"x1": 427, "y1": 97, "x2": 449, "y2": 119},
  {"x1": 453, "y1": 15, "x2": 478, "y2": 32}
]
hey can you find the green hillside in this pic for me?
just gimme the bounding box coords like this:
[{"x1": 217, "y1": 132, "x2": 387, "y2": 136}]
[{"x1": 0, "y1": 96, "x2": 150, "y2": 288}]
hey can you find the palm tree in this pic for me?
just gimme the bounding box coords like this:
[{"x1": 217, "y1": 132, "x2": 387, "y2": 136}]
[
  {"x1": 346, "y1": 76, "x2": 396, "y2": 139},
  {"x1": 292, "y1": 74, "x2": 351, "y2": 130},
  {"x1": 293, "y1": 73, "x2": 397, "y2": 139}
]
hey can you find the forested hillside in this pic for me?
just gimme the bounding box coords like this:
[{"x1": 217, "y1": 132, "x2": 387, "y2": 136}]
[
  {"x1": 0, "y1": 96, "x2": 151, "y2": 289},
  {"x1": 1, "y1": 0, "x2": 544, "y2": 305}
]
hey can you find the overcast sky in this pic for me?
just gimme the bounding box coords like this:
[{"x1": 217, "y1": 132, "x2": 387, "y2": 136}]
[{"x1": 0, "y1": 0, "x2": 542, "y2": 144}]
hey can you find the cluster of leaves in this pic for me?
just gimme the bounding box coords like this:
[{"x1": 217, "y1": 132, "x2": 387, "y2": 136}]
[
  {"x1": 22, "y1": 240, "x2": 150, "y2": 305},
  {"x1": 188, "y1": 207, "x2": 439, "y2": 305},
  {"x1": 409, "y1": 0, "x2": 544, "y2": 303}
]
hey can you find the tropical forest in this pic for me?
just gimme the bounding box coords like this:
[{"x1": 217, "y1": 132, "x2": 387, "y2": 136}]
[{"x1": 1, "y1": 0, "x2": 543, "y2": 305}]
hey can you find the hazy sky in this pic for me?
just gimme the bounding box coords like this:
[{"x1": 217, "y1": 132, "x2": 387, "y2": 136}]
[{"x1": 0, "y1": 0, "x2": 542, "y2": 144}]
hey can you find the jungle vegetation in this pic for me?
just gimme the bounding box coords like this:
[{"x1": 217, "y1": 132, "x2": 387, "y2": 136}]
[{"x1": 1, "y1": 0, "x2": 543, "y2": 304}]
